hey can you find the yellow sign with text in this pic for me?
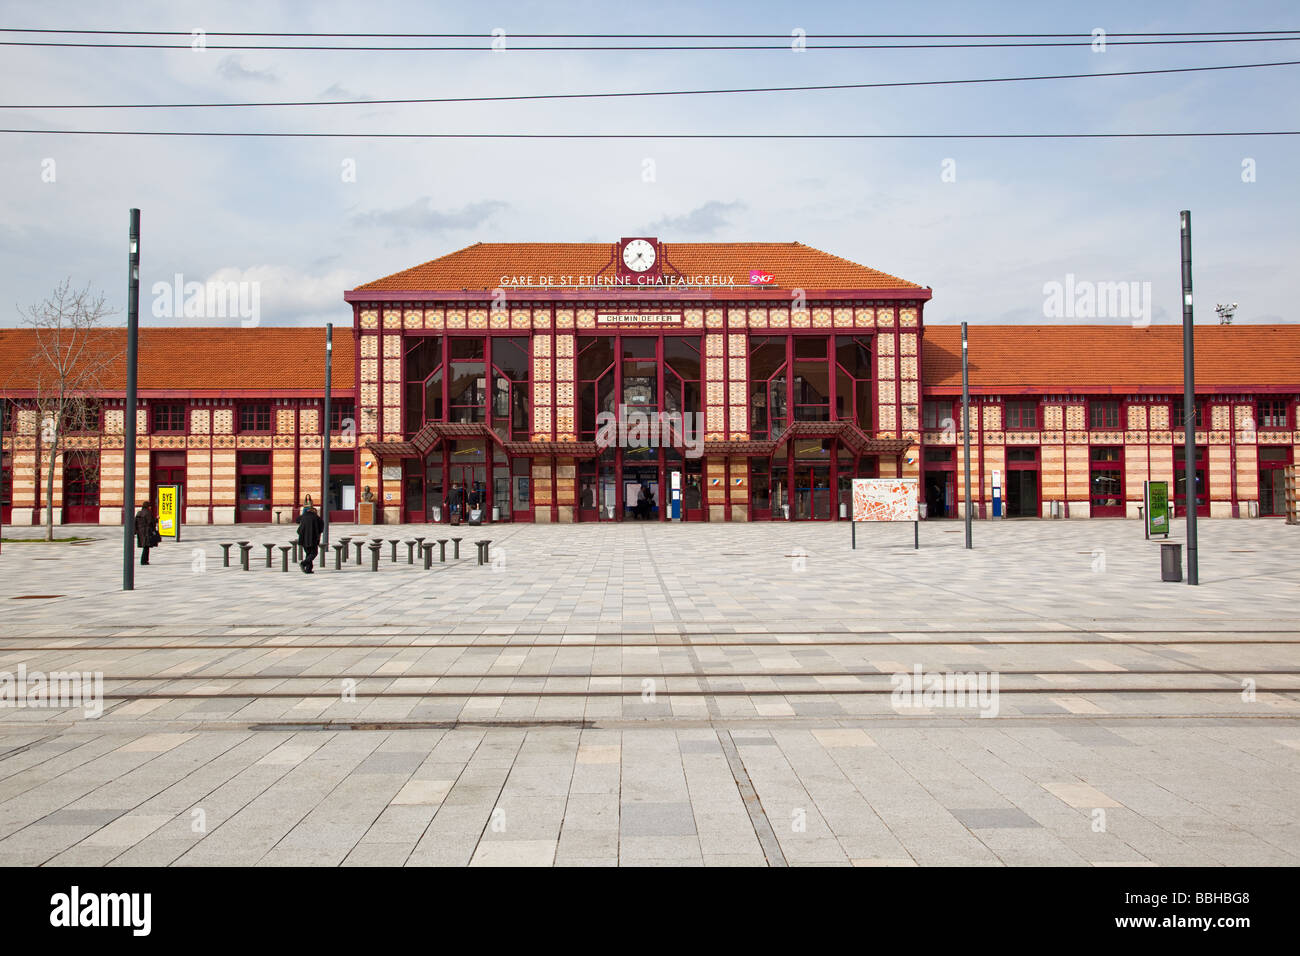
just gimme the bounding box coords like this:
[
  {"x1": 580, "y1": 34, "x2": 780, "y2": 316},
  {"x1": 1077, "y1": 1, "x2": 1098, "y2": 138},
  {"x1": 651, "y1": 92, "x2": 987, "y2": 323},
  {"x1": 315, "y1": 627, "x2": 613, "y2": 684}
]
[{"x1": 156, "y1": 484, "x2": 180, "y2": 540}]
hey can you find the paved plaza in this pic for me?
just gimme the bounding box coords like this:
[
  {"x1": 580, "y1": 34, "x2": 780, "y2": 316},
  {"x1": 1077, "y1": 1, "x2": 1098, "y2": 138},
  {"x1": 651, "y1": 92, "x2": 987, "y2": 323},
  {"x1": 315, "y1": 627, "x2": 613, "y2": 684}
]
[{"x1": 0, "y1": 518, "x2": 1297, "y2": 866}]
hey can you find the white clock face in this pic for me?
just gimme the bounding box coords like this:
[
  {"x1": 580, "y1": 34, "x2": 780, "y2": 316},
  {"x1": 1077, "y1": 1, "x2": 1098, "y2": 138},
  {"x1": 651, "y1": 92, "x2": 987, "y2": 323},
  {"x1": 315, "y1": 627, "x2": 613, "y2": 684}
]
[{"x1": 622, "y1": 239, "x2": 656, "y2": 272}]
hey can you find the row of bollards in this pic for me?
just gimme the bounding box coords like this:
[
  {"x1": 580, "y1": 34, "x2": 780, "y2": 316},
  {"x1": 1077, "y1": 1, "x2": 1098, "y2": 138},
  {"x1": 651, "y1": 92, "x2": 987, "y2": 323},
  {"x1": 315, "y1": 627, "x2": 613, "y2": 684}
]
[{"x1": 215, "y1": 534, "x2": 491, "y2": 572}]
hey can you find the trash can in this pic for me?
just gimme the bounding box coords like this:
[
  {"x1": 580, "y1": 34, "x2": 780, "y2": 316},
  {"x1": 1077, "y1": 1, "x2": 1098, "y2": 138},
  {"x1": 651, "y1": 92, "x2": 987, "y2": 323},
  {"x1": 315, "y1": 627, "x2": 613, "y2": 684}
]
[{"x1": 1160, "y1": 542, "x2": 1182, "y2": 582}]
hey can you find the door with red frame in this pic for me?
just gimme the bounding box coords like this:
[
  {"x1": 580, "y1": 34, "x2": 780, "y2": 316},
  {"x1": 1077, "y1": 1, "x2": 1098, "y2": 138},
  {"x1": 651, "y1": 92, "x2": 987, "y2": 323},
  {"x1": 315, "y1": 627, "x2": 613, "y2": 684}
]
[
  {"x1": 1258, "y1": 446, "x2": 1292, "y2": 516},
  {"x1": 1173, "y1": 446, "x2": 1210, "y2": 517},
  {"x1": 1089, "y1": 446, "x2": 1124, "y2": 517},
  {"x1": 150, "y1": 450, "x2": 187, "y2": 528},
  {"x1": 61, "y1": 451, "x2": 100, "y2": 524},
  {"x1": 403, "y1": 459, "x2": 425, "y2": 523},
  {"x1": 236, "y1": 451, "x2": 273, "y2": 523},
  {"x1": 1, "y1": 450, "x2": 11, "y2": 525}
]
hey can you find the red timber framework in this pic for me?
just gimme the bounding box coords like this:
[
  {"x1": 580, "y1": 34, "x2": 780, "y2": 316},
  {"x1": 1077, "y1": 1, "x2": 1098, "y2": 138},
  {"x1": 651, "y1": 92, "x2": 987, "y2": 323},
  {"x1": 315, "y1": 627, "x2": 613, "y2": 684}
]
[
  {"x1": 344, "y1": 240, "x2": 931, "y2": 523},
  {"x1": 3, "y1": 247, "x2": 1298, "y2": 528},
  {"x1": 920, "y1": 325, "x2": 1300, "y2": 520},
  {"x1": 0, "y1": 328, "x2": 355, "y2": 527}
]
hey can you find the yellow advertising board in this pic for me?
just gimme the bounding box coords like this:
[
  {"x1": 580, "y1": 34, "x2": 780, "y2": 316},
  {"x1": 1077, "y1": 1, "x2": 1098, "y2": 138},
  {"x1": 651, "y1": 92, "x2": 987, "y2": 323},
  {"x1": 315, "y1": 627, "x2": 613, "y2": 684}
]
[{"x1": 156, "y1": 483, "x2": 180, "y2": 540}]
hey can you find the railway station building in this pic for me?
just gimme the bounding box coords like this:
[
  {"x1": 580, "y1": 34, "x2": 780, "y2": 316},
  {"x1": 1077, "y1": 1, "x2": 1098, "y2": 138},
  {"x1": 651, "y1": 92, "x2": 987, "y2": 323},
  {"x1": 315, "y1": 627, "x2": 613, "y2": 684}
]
[{"x1": 2, "y1": 238, "x2": 1297, "y2": 526}]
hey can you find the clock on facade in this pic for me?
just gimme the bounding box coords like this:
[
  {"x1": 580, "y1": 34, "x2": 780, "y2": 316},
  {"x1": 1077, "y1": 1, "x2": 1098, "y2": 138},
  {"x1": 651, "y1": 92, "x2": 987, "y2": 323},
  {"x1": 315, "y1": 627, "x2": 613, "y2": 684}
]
[{"x1": 621, "y1": 238, "x2": 657, "y2": 273}]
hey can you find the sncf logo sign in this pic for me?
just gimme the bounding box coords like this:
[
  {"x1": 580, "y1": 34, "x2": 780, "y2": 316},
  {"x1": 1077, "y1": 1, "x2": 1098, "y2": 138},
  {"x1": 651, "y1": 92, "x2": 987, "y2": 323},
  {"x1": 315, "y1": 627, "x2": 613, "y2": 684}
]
[{"x1": 749, "y1": 269, "x2": 775, "y2": 285}]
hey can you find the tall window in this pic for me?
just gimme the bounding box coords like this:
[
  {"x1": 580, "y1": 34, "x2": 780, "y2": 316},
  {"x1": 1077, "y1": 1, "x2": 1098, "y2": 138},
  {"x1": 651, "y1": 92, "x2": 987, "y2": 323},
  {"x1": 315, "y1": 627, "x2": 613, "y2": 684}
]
[
  {"x1": 1089, "y1": 400, "x2": 1119, "y2": 429},
  {"x1": 663, "y1": 336, "x2": 702, "y2": 438},
  {"x1": 152, "y1": 403, "x2": 186, "y2": 433},
  {"x1": 1005, "y1": 400, "x2": 1038, "y2": 429},
  {"x1": 792, "y1": 336, "x2": 830, "y2": 422},
  {"x1": 448, "y1": 337, "x2": 487, "y2": 423},
  {"x1": 238, "y1": 403, "x2": 271, "y2": 433},
  {"x1": 748, "y1": 336, "x2": 787, "y2": 440},
  {"x1": 404, "y1": 336, "x2": 443, "y2": 433},
  {"x1": 491, "y1": 336, "x2": 531, "y2": 441},
  {"x1": 1, "y1": 400, "x2": 14, "y2": 434},
  {"x1": 834, "y1": 335, "x2": 872, "y2": 429},
  {"x1": 1259, "y1": 398, "x2": 1289, "y2": 429},
  {"x1": 577, "y1": 336, "x2": 616, "y2": 440}
]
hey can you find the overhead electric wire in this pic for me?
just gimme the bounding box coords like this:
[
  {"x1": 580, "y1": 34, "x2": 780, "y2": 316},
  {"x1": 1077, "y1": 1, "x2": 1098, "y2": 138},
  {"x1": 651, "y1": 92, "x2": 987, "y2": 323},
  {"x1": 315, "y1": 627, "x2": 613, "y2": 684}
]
[
  {"x1": 3, "y1": 36, "x2": 1300, "y2": 51},
  {"x1": 1, "y1": 128, "x2": 1295, "y2": 140},
  {"x1": 3, "y1": 58, "x2": 1296, "y2": 110},
  {"x1": 2, "y1": 28, "x2": 1299, "y2": 37}
]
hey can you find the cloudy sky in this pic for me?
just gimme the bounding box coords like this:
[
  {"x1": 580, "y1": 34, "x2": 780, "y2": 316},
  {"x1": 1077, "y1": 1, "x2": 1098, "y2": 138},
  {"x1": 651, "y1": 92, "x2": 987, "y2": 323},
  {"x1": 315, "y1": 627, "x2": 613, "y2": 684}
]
[{"x1": 0, "y1": 0, "x2": 1297, "y2": 329}]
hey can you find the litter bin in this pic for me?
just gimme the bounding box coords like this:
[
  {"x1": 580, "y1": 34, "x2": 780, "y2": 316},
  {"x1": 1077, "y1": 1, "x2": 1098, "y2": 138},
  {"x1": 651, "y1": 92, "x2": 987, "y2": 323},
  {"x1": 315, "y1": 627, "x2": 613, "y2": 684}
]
[{"x1": 1160, "y1": 542, "x2": 1182, "y2": 582}]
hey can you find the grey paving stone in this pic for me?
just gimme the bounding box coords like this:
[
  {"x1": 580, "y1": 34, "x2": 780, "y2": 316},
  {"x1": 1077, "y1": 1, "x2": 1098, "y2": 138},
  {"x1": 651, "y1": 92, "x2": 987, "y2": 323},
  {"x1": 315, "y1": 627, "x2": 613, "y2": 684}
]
[
  {"x1": 952, "y1": 808, "x2": 1045, "y2": 830},
  {"x1": 620, "y1": 802, "x2": 698, "y2": 838}
]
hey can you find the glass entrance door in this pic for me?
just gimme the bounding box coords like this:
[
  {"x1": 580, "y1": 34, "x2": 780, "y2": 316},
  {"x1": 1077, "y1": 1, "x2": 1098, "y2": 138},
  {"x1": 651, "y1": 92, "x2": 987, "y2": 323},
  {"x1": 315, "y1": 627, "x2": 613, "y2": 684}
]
[
  {"x1": 793, "y1": 463, "x2": 831, "y2": 520},
  {"x1": 1259, "y1": 447, "x2": 1291, "y2": 516}
]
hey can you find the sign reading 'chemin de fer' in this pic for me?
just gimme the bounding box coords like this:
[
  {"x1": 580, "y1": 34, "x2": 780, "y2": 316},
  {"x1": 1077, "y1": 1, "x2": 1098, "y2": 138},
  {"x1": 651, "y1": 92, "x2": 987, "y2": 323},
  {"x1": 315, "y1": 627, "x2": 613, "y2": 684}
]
[{"x1": 596, "y1": 312, "x2": 683, "y2": 325}]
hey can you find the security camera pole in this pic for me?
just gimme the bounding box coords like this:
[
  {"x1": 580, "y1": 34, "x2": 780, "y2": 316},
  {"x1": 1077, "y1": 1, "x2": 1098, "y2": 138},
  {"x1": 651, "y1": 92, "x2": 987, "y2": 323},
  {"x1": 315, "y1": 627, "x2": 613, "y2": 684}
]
[
  {"x1": 1180, "y1": 211, "x2": 1198, "y2": 585},
  {"x1": 123, "y1": 209, "x2": 140, "y2": 591},
  {"x1": 962, "y1": 321, "x2": 972, "y2": 549}
]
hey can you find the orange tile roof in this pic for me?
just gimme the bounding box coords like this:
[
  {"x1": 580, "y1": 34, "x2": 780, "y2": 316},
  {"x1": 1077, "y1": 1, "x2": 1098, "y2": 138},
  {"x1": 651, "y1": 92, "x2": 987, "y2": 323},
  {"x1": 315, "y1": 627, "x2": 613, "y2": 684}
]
[
  {"x1": 0, "y1": 327, "x2": 354, "y2": 393},
  {"x1": 352, "y1": 242, "x2": 925, "y2": 292},
  {"x1": 923, "y1": 324, "x2": 1300, "y2": 392}
]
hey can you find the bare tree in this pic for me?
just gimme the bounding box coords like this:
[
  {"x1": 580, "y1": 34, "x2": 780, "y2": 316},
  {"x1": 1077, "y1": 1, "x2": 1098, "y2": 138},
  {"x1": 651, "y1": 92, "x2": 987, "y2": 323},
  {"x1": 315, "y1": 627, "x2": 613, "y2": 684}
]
[{"x1": 16, "y1": 280, "x2": 117, "y2": 541}]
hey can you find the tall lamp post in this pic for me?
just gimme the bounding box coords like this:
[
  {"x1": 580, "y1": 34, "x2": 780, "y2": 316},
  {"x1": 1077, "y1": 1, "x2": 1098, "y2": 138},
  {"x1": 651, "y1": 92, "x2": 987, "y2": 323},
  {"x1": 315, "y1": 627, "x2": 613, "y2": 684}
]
[
  {"x1": 962, "y1": 321, "x2": 972, "y2": 549},
  {"x1": 1180, "y1": 211, "x2": 1199, "y2": 586},
  {"x1": 123, "y1": 209, "x2": 140, "y2": 590}
]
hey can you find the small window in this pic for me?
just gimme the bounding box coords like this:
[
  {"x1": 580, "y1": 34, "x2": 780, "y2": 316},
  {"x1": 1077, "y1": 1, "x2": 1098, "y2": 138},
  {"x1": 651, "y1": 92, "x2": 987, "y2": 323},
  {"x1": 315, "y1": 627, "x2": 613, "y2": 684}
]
[
  {"x1": 152, "y1": 404, "x2": 186, "y2": 432},
  {"x1": 1171, "y1": 402, "x2": 1203, "y2": 429},
  {"x1": 1259, "y1": 399, "x2": 1288, "y2": 430},
  {"x1": 1005, "y1": 400, "x2": 1038, "y2": 430},
  {"x1": 450, "y1": 337, "x2": 484, "y2": 360},
  {"x1": 924, "y1": 448, "x2": 953, "y2": 463},
  {"x1": 1089, "y1": 401, "x2": 1119, "y2": 429},
  {"x1": 794, "y1": 336, "x2": 828, "y2": 359},
  {"x1": 329, "y1": 401, "x2": 355, "y2": 433},
  {"x1": 922, "y1": 400, "x2": 953, "y2": 430},
  {"x1": 1007, "y1": 448, "x2": 1038, "y2": 462},
  {"x1": 239, "y1": 403, "x2": 272, "y2": 433}
]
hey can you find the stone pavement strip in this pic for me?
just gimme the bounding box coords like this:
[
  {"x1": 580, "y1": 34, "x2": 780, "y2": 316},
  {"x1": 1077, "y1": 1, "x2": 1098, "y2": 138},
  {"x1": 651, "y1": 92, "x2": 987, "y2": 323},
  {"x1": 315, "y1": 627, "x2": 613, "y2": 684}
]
[{"x1": 0, "y1": 519, "x2": 1297, "y2": 866}]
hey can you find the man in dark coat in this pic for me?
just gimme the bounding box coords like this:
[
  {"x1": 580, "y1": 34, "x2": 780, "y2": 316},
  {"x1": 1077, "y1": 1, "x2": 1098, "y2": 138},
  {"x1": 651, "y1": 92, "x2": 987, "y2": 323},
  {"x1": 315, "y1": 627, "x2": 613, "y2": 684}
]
[
  {"x1": 133, "y1": 501, "x2": 158, "y2": 565},
  {"x1": 296, "y1": 495, "x2": 324, "y2": 573}
]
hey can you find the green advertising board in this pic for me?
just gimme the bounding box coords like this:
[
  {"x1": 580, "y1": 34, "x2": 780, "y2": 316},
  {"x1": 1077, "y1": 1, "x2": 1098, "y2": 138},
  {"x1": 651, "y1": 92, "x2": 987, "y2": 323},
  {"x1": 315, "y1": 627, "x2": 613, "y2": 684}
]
[{"x1": 1145, "y1": 480, "x2": 1170, "y2": 537}]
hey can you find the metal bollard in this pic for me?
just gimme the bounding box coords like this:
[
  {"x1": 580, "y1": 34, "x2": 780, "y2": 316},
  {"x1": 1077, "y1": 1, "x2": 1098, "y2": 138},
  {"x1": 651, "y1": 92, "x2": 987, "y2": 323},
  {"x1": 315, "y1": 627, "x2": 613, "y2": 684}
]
[
  {"x1": 477, "y1": 540, "x2": 491, "y2": 565},
  {"x1": 220, "y1": 543, "x2": 233, "y2": 567},
  {"x1": 423, "y1": 543, "x2": 433, "y2": 569},
  {"x1": 451, "y1": 537, "x2": 463, "y2": 559},
  {"x1": 339, "y1": 537, "x2": 352, "y2": 563},
  {"x1": 354, "y1": 540, "x2": 364, "y2": 565},
  {"x1": 405, "y1": 540, "x2": 417, "y2": 564},
  {"x1": 369, "y1": 541, "x2": 382, "y2": 572},
  {"x1": 264, "y1": 543, "x2": 275, "y2": 568},
  {"x1": 389, "y1": 539, "x2": 400, "y2": 562},
  {"x1": 333, "y1": 543, "x2": 344, "y2": 570},
  {"x1": 437, "y1": 538, "x2": 449, "y2": 562},
  {"x1": 413, "y1": 537, "x2": 426, "y2": 561},
  {"x1": 279, "y1": 545, "x2": 292, "y2": 572},
  {"x1": 240, "y1": 543, "x2": 253, "y2": 570}
]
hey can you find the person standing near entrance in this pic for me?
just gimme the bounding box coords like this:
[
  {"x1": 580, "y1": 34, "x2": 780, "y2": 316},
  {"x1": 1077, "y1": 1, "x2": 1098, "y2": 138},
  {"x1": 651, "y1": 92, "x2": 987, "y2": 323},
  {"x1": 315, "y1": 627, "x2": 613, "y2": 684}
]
[
  {"x1": 133, "y1": 501, "x2": 158, "y2": 565},
  {"x1": 297, "y1": 495, "x2": 324, "y2": 573}
]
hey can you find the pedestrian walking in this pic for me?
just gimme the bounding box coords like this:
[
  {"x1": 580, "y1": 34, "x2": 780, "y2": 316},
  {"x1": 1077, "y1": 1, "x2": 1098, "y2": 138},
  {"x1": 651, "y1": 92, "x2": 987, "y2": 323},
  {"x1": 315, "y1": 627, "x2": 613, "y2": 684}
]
[
  {"x1": 134, "y1": 500, "x2": 159, "y2": 565},
  {"x1": 297, "y1": 495, "x2": 324, "y2": 573}
]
